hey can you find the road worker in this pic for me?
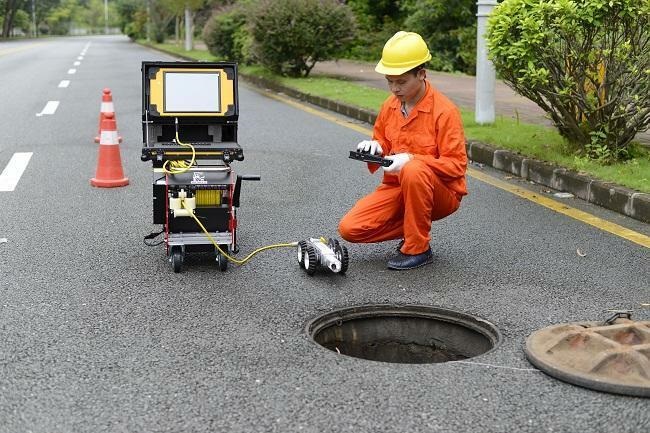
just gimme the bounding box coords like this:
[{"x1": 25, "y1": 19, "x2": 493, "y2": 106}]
[{"x1": 339, "y1": 31, "x2": 468, "y2": 270}]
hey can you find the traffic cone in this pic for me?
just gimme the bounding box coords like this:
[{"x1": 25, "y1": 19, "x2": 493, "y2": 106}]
[
  {"x1": 95, "y1": 88, "x2": 122, "y2": 143},
  {"x1": 91, "y1": 112, "x2": 129, "y2": 188}
]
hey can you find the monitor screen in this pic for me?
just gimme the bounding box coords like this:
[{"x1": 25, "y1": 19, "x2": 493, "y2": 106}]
[{"x1": 164, "y1": 72, "x2": 221, "y2": 113}]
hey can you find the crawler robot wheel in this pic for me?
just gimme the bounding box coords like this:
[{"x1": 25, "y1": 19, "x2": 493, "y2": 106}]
[
  {"x1": 216, "y1": 245, "x2": 229, "y2": 272},
  {"x1": 297, "y1": 240, "x2": 308, "y2": 265},
  {"x1": 327, "y1": 237, "x2": 339, "y2": 250},
  {"x1": 170, "y1": 246, "x2": 183, "y2": 273},
  {"x1": 335, "y1": 244, "x2": 349, "y2": 274},
  {"x1": 303, "y1": 244, "x2": 318, "y2": 276}
]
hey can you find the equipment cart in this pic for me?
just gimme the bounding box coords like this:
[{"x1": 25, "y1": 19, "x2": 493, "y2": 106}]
[{"x1": 141, "y1": 61, "x2": 258, "y2": 272}]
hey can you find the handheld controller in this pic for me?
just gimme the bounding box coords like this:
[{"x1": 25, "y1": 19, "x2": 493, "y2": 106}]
[{"x1": 348, "y1": 150, "x2": 393, "y2": 167}]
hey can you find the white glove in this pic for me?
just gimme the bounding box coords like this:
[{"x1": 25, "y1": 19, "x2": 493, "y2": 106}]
[
  {"x1": 356, "y1": 140, "x2": 383, "y2": 156},
  {"x1": 384, "y1": 153, "x2": 412, "y2": 174}
]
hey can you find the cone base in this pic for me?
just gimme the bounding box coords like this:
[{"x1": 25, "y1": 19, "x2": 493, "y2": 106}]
[{"x1": 91, "y1": 177, "x2": 129, "y2": 188}]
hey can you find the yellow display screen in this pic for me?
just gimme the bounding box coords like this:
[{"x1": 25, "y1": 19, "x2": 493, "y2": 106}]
[{"x1": 148, "y1": 67, "x2": 235, "y2": 117}]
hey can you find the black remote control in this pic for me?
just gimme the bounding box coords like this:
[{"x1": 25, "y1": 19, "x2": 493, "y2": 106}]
[{"x1": 348, "y1": 151, "x2": 393, "y2": 167}]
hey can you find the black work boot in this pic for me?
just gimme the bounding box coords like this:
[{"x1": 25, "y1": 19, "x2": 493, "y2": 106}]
[{"x1": 387, "y1": 247, "x2": 433, "y2": 270}]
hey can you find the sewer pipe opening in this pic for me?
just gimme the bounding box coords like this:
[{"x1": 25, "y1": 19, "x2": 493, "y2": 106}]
[{"x1": 307, "y1": 305, "x2": 501, "y2": 364}]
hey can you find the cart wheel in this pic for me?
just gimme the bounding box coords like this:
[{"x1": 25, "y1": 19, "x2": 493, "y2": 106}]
[
  {"x1": 297, "y1": 240, "x2": 308, "y2": 265},
  {"x1": 216, "y1": 245, "x2": 229, "y2": 272},
  {"x1": 170, "y1": 246, "x2": 183, "y2": 273},
  {"x1": 303, "y1": 244, "x2": 318, "y2": 276},
  {"x1": 335, "y1": 244, "x2": 349, "y2": 274}
]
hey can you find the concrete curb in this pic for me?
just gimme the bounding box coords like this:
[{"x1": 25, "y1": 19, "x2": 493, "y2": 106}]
[
  {"x1": 240, "y1": 72, "x2": 650, "y2": 225},
  {"x1": 466, "y1": 140, "x2": 650, "y2": 223}
]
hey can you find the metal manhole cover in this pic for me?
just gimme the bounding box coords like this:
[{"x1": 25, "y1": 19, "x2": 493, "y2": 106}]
[{"x1": 525, "y1": 315, "x2": 650, "y2": 397}]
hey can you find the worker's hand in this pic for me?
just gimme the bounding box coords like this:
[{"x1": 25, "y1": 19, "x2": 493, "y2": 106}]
[
  {"x1": 356, "y1": 140, "x2": 383, "y2": 156},
  {"x1": 384, "y1": 153, "x2": 412, "y2": 174}
]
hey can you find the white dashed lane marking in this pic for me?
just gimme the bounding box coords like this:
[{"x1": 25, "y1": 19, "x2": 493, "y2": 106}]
[
  {"x1": 0, "y1": 152, "x2": 33, "y2": 192},
  {"x1": 74, "y1": 61, "x2": 80, "y2": 66},
  {"x1": 58, "y1": 80, "x2": 70, "y2": 88},
  {"x1": 67, "y1": 68, "x2": 76, "y2": 74},
  {"x1": 36, "y1": 101, "x2": 59, "y2": 117}
]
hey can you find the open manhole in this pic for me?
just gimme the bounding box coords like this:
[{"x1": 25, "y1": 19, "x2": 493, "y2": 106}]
[
  {"x1": 525, "y1": 312, "x2": 650, "y2": 397},
  {"x1": 307, "y1": 305, "x2": 501, "y2": 364}
]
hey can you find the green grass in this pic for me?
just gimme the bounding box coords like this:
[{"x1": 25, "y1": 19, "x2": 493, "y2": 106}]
[
  {"x1": 461, "y1": 115, "x2": 650, "y2": 192},
  {"x1": 144, "y1": 42, "x2": 650, "y2": 193},
  {"x1": 240, "y1": 65, "x2": 390, "y2": 110},
  {"x1": 141, "y1": 41, "x2": 219, "y2": 62}
]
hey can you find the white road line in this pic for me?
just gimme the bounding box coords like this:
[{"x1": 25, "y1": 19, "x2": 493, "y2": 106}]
[
  {"x1": 80, "y1": 42, "x2": 90, "y2": 57},
  {"x1": 0, "y1": 152, "x2": 33, "y2": 192},
  {"x1": 77, "y1": 56, "x2": 83, "y2": 60},
  {"x1": 73, "y1": 61, "x2": 80, "y2": 66},
  {"x1": 58, "y1": 80, "x2": 70, "y2": 88},
  {"x1": 36, "y1": 101, "x2": 59, "y2": 117},
  {"x1": 68, "y1": 68, "x2": 77, "y2": 74}
]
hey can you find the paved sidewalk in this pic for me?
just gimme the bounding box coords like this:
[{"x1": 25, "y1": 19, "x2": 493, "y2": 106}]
[{"x1": 312, "y1": 59, "x2": 650, "y2": 145}]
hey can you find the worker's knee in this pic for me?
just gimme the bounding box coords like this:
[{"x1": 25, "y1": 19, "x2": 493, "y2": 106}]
[
  {"x1": 400, "y1": 159, "x2": 432, "y2": 184},
  {"x1": 339, "y1": 212, "x2": 370, "y2": 242},
  {"x1": 338, "y1": 216, "x2": 357, "y2": 242}
]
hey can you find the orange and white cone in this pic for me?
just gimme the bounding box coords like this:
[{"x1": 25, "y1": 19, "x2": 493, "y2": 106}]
[
  {"x1": 95, "y1": 88, "x2": 122, "y2": 143},
  {"x1": 91, "y1": 112, "x2": 129, "y2": 188}
]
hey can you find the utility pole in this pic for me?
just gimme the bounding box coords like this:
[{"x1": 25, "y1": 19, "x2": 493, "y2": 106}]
[
  {"x1": 31, "y1": 0, "x2": 37, "y2": 37},
  {"x1": 184, "y1": 6, "x2": 192, "y2": 51},
  {"x1": 475, "y1": 0, "x2": 498, "y2": 124},
  {"x1": 146, "y1": 0, "x2": 151, "y2": 42}
]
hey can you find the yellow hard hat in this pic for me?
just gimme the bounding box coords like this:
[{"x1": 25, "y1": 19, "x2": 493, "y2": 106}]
[{"x1": 375, "y1": 31, "x2": 432, "y2": 75}]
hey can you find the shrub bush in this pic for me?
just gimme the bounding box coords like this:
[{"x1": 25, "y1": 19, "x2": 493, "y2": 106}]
[
  {"x1": 345, "y1": 0, "x2": 405, "y2": 61},
  {"x1": 487, "y1": 0, "x2": 650, "y2": 162},
  {"x1": 402, "y1": 0, "x2": 477, "y2": 74},
  {"x1": 202, "y1": 2, "x2": 253, "y2": 63},
  {"x1": 345, "y1": 16, "x2": 401, "y2": 62},
  {"x1": 249, "y1": 0, "x2": 356, "y2": 77},
  {"x1": 124, "y1": 10, "x2": 147, "y2": 41}
]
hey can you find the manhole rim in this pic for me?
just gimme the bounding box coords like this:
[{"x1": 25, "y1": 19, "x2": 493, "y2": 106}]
[{"x1": 305, "y1": 304, "x2": 503, "y2": 362}]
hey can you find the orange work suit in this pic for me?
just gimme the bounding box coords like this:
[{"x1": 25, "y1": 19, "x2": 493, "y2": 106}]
[{"x1": 339, "y1": 81, "x2": 468, "y2": 255}]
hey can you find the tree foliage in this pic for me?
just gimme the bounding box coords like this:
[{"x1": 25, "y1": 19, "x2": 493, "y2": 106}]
[
  {"x1": 1, "y1": 0, "x2": 122, "y2": 36},
  {"x1": 344, "y1": 0, "x2": 404, "y2": 61},
  {"x1": 114, "y1": 0, "x2": 145, "y2": 38},
  {"x1": 487, "y1": 0, "x2": 650, "y2": 162},
  {"x1": 249, "y1": 0, "x2": 356, "y2": 77},
  {"x1": 202, "y1": 1, "x2": 252, "y2": 62},
  {"x1": 402, "y1": 0, "x2": 477, "y2": 74},
  {"x1": 12, "y1": 8, "x2": 29, "y2": 32},
  {"x1": 45, "y1": 0, "x2": 79, "y2": 34},
  {"x1": 1, "y1": 0, "x2": 25, "y2": 37}
]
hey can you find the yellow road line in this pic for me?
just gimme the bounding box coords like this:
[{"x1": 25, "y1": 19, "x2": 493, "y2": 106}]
[
  {"x1": 469, "y1": 169, "x2": 650, "y2": 248},
  {"x1": 261, "y1": 89, "x2": 650, "y2": 249},
  {"x1": 0, "y1": 43, "x2": 44, "y2": 57},
  {"x1": 262, "y1": 91, "x2": 374, "y2": 136}
]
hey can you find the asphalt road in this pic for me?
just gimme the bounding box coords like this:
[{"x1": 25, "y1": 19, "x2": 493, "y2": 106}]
[{"x1": 0, "y1": 36, "x2": 649, "y2": 433}]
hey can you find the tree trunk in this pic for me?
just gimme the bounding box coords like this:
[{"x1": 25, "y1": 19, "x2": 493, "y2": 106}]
[
  {"x1": 2, "y1": 0, "x2": 19, "y2": 38},
  {"x1": 175, "y1": 16, "x2": 179, "y2": 45}
]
